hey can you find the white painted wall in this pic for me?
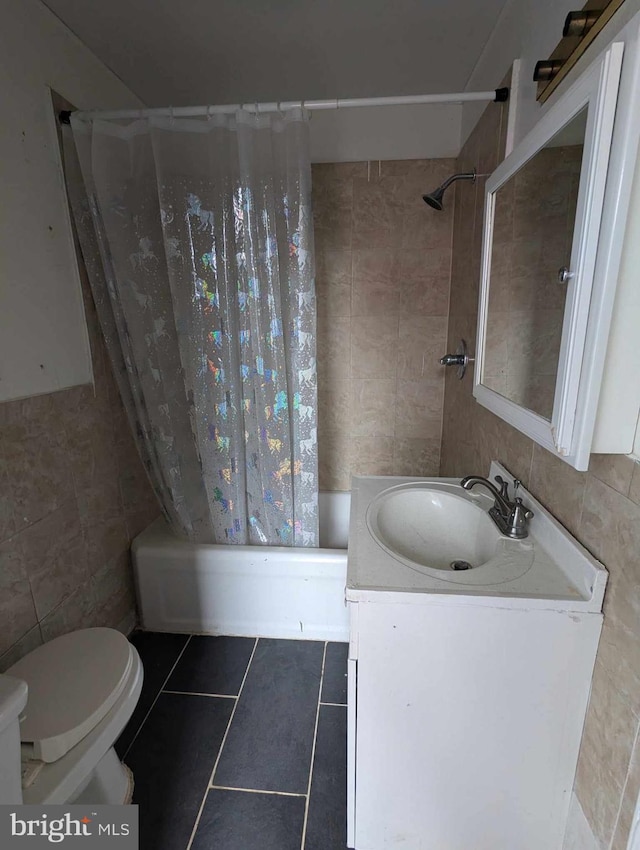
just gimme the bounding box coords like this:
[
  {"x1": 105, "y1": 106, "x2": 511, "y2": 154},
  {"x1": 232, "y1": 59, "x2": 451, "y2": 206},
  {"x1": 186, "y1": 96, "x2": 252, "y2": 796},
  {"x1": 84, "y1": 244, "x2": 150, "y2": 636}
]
[
  {"x1": 462, "y1": 0, "x2": 640, "y2": 147},
  {"x1": 0, "y1": 0, "x2": 143, "y2": 402},
  {"x1": 309, "y1": 103, "x2": 462, "y2": 163}
]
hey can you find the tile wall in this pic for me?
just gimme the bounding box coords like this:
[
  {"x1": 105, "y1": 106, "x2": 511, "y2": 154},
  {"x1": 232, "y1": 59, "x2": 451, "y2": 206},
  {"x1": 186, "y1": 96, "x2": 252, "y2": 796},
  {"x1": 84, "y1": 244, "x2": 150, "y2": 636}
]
[
  {"x1": 312, "y1": 160, "x2": 455, "y2": 490},
  {"x1": 0, "y1": 263, "x2": 160, "y2": 670},
  {"x1": 440, "y1": 89, "x2": 640, "y2": 850}
]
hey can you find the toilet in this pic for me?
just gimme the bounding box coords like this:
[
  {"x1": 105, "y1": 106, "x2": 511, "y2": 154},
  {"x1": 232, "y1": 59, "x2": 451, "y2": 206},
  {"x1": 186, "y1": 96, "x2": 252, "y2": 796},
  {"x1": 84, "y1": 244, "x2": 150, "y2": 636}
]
[{"x1": 0, "y1": 628, "x2": 142, "y2": 805}]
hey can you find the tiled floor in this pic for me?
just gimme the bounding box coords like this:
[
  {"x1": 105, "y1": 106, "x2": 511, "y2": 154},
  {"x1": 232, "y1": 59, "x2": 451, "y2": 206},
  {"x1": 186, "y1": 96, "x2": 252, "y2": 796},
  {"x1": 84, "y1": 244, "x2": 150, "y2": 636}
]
[{"x1": 117, "y1": 632, "x2": 348, "y2": 850}]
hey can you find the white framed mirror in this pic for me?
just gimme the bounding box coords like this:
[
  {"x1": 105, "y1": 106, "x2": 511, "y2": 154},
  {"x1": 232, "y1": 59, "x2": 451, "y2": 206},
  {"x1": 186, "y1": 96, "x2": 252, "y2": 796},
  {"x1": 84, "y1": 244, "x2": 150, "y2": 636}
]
[{"x1": 474, "y1": 42, "x2": 624, "y2": 470}]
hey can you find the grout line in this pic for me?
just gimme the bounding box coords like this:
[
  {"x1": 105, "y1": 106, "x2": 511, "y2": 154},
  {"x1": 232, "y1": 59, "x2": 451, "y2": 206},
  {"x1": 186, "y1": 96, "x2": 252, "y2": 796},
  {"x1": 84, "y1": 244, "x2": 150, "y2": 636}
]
[
  {"x1": 186, "y1": 637, "x2": 259, "y2": 850},
  {"x1": 211, "y1": 785, "x2": 306, "y2": 798},
  {"x1": 300, "y1": 641, "x2": 328, "y2": 850},
  {"x1": 121, "y1": 635, "x2": 192, "y2": 760},
  {"x1": 162, "y1": 690, "x2": 237, "y2": 699},
  {"x1": 319, "y1": 701, "x2": 347, "y2": 707}
]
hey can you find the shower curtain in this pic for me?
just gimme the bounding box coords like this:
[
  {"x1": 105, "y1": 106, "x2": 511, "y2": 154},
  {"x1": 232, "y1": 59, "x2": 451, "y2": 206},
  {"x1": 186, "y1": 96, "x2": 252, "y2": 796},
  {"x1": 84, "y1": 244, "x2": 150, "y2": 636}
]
[{"x1": 63, "y1": 109, "x2": 318, "y2": 547}]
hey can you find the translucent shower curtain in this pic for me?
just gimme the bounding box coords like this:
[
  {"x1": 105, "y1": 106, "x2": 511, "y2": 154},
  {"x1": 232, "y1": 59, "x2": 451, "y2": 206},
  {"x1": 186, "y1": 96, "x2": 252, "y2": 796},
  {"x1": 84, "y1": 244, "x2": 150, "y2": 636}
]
[{"x1": 63, "y1": 109, "x2": 318, "y2": 546}]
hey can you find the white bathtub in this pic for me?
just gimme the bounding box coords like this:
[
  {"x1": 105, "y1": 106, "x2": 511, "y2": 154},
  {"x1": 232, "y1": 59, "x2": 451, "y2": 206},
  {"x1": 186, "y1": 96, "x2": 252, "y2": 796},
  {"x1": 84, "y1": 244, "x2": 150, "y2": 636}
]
[{"x1": 132, "y1": 491, "x2": 350, "y2": 641}]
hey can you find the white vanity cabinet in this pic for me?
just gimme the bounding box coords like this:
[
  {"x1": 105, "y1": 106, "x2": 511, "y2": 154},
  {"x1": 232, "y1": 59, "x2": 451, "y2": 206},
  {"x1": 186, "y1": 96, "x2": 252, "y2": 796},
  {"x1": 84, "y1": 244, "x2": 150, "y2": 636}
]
[{"x1": 346, "y1": 472, "x2": 606, "y2": 850}]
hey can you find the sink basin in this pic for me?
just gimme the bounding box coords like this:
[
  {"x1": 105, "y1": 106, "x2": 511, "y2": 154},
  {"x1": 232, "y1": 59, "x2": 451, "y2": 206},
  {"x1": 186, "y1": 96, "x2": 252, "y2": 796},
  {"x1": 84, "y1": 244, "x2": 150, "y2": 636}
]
[
  {"x1": 367, "y1": 483, "x2": 499, "y2": 571},
  {"x1": 365, "y1": 482, "x2": 534, "y2": 583}
]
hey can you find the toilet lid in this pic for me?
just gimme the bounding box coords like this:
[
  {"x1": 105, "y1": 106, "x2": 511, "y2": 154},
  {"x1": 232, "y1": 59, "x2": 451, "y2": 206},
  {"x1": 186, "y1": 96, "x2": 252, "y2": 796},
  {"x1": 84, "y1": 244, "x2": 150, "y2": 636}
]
[{"x1": 6, "y1": 628, "x2": 133, "y2": 763}]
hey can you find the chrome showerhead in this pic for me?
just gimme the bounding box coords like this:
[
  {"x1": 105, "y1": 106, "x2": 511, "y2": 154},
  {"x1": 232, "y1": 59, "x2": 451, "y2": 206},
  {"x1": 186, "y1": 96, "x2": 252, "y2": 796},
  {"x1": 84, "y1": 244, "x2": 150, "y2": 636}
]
[{"x1": 422, "y1": 170, "x2": 476, "y2": 211}]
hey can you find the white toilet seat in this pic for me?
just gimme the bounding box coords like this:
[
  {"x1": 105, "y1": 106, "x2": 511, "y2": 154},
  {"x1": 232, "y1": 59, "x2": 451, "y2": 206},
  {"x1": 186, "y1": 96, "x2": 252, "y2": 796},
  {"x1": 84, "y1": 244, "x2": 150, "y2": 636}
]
[
  {"x1": 6, "y1": 629, "x2": 133, "y2": 763},
  {"x1": 21, "y1": 640, "x2": 143, "y2": 805}
]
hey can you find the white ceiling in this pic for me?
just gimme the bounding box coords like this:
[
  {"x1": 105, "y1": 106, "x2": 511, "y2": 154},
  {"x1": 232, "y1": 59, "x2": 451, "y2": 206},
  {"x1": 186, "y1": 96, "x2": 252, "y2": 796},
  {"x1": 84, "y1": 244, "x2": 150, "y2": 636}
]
[{"x1": 42, "y1": 0, "x2": 511, "y2": 107}]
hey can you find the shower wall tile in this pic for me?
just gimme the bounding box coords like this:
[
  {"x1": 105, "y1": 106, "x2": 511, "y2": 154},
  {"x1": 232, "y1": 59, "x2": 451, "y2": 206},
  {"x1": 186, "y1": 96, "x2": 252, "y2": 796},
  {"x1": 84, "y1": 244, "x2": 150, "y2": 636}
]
[
  {"x1": 349, "y1": 437, "x2": 395, "y2": 477},
  {"x1": 439, "y1": 72, "x2": 640, "y2": 850},
  {"x1": 351, "y1": 316, "x2": 399, "y2": 379},
  {"x1": 393, "y1": 438, "x2": 441, "y2": 477},
  {"x1": 0, "y1": 261, "x2": 160, "y2": 671},
  {"x1": 317, "y1": 378, "x2": 351, "y2": 436},
  {"x1": 397, "y1": 316, "x2": 448, "y2": 380},
  {"x1": 316, "y1": 248, "x2": 352, "y2": 317},
  {"x1": 313, "y1": 157, "x2": 454, "y2": 490},
  {"x1": 351, "y1": 380, "x2": 396, "y2": 437}
]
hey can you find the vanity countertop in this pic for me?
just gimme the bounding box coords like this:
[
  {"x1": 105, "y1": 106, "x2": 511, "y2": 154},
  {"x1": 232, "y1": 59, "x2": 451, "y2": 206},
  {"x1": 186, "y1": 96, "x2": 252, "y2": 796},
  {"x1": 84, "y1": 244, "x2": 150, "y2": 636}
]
[{"x1": 346, "y1": 463, "x2": 607, "y2": 613}]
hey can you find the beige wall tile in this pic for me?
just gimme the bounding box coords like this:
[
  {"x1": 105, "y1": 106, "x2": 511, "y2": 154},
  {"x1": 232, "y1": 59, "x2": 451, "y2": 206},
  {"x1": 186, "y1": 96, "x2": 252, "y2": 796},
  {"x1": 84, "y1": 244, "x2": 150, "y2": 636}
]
[
  {"x1": 0, "y1": 462, "x2": 16, "y2": 543},
  {"x1": 352, "y1": 379, "x2": 396, "y2": 437},
  {"x1": 352, "y1": 176, "x2": 405, "y2": 250},
  {"x1": 351, "y1": 315, "x2": 399, "y2": 379},
  {"x1": 39, "y1": 580, "x2": 98, "y2": 643},
  {"x1": 2, "y1": 432, "x2": 75, "y2": 531},
  {"x1": 629, "y1": 461, "x2": 640, "y2": 506},
  {"x1": 92, "y1": 550, "x2": 135, "y2": 611},
  {"x1": 318, "y1": 431, "x2": 352, "y2": 491},
  {"x1": 612, "y1": 730, "x2": 640, "y2": 850},
  {"x1": 318, "y1": 378, "x2": 352, "y2": 436},
  {"x1": 579, "y1": 475, "x2": 640, "y2": 580},
  {"x1": 379, "y1": 159, "x2": 456, "y2": 180},
  {"x1": 398, "y1": 316, "x2": 448, "y2": 380},
  {"x1": 398, "y1": 271, "x2": 450, "y2": 317},
  {"x1": 313, "y1": 158, "x2": 451, "y2": 491},
  {"x1": 312, "y1": 173, "x2": 353, "y2": 250},
  {"x1": 19, "y1": 500, "x2": 89, "y2": 621},
  {"x1": 589, "y1": 453, "x2": 635, "y2": 498},
  {"x1": 576, "y1": 658, "x2": 638, "y2": 848},
  {"x1": 393, "y1": 438, "x2": 441, "y2": 476},
  {"x1": 0, "y1": 539, "x2": 39, "y2": 657},
  {"x1": 350, "y1": 437, "x2": 395, "y2": 477},
  {"x1": 528, "y1": 444, "x2": 585, "y2": 537},
  {"x1": 0, "y1": 626, "x2": 43, "y2": 673},
  {"x1": 395, "y1": 380, "x2": 443, "y2": 439},
  {"x1": 313, "y1": 162, "x2": 368, "y2": 180},
  {"x1": 316, "y1": 248, "x2": 352, "y2": 317},
  {"x1": 317, "y1": 314, "x2": 351, "y2": 384},
  {"x1": 0, "y1": 394, "x2": 58, "y2": 442},
  {"x1": 352, "y1": 249, "x2": 398, "y2": 317}
]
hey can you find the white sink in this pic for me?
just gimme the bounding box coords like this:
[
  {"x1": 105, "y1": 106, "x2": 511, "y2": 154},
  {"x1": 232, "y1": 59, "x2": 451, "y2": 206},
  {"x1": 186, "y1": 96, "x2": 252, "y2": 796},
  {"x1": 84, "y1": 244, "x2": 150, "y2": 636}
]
[
  {"x1": 350, "y1": 467, "x2": 608, "y2": 605},
  {"x1": 365, "y1": 481, "x2": 534, "y2": 585}
]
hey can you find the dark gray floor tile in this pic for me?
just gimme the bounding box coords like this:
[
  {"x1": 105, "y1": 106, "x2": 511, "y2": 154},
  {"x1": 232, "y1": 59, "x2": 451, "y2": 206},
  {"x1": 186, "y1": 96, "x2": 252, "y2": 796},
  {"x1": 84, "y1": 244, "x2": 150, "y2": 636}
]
[
  {"x1": 126, "y1": 693, "x2": 233, "y2": 850},
  {"x1": 166, "y1": 635, "x2": 255, "y2": 695},
  {"x1": 305, "y1": 705, "x2": 348, "y2": 850},
  {"x1": 191, "y1": 789, "x2": 305, "y2": 850},
  {"x1": 214, "y1": 638, "x2": 323, "y2": 793},
  {"x1": 321, "y1": 642, "x2": 348, "y2": 704},
  {"x1": 116, "y1": 631, "x2": 189, "y2": 756}
]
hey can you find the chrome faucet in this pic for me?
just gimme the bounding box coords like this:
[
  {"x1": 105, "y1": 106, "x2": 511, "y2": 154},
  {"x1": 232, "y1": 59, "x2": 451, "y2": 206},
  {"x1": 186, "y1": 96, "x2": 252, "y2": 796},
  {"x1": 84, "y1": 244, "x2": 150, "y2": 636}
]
[{"x1": 460, "y1": 475, "x2": 534, "y2": 539}]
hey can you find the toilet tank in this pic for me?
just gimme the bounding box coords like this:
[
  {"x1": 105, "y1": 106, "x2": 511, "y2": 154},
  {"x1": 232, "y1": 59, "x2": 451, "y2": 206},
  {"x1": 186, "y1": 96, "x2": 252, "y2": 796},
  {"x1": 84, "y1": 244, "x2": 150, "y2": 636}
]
[{"x1": 0, "y1": 675, "x2": 28, "y2": 804}]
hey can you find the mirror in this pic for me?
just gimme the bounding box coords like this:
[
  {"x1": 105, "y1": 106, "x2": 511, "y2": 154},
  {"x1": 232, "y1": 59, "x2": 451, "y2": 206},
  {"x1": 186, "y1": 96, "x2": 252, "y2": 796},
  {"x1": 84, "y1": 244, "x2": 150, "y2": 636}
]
[
  {"x1": 474, "y1": 42, "x2": 625, "y2": 469},
  {"x1": 483, "y1": 109, "x2": 586, "y2": 420}
]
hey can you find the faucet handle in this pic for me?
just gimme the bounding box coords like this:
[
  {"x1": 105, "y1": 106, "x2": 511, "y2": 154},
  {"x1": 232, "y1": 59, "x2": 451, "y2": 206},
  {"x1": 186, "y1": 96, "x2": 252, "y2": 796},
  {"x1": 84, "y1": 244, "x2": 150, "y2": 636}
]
[
  {"x1": 514, "y1": 497, "x2": 534, "y2": 520},
  {"x1": 494, "y1": 475, "x2": 510, "y2": 500},
  {"x1": 507, "y1": 498, "x2": 535, "y2": 537}
]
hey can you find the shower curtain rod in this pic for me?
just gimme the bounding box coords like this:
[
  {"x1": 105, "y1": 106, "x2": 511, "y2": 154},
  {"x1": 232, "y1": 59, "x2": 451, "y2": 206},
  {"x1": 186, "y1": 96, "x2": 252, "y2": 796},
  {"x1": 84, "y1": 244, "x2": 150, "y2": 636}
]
[{"x1": 62, "y1": 88, "x2": 509, "y2": 123}]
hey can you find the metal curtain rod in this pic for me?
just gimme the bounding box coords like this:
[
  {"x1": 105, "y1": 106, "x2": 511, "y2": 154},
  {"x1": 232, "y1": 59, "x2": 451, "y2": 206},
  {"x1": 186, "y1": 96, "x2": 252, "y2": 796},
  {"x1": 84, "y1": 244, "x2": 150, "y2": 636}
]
[{"x1": 61, "y1": 88, "x2": 509, "y2": 124}]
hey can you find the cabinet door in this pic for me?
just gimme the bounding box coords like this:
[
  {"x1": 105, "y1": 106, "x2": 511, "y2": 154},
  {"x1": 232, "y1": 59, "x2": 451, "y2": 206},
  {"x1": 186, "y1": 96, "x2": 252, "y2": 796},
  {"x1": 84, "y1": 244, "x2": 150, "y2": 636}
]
[{"x1": 353, "y1": 600, "x2": 601, "y2": 850}]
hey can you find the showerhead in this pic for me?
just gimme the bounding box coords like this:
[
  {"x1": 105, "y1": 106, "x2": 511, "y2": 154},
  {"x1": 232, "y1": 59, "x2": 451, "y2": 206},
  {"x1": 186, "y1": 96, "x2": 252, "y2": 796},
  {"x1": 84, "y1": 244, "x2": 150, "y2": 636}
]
[
  {"x1": 422, "y1": 187, "x2": 446, "y2": 211},
  {"x1": 423, "y1": 170, "x2": 476, "y2": 211}
]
